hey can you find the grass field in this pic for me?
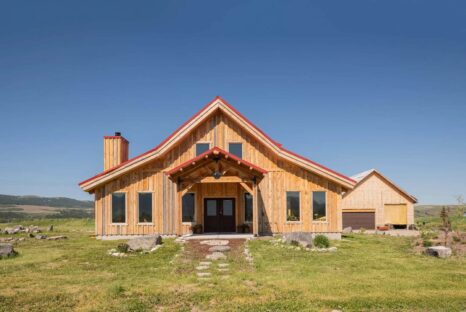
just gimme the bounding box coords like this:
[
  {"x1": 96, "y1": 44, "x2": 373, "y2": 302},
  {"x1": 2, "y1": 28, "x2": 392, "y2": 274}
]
[{"x1": 1, "y1": 219, "x2": 466, "y2": 312}]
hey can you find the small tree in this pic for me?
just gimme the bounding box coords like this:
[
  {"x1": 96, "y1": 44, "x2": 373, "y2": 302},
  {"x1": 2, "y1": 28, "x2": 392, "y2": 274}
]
[
  {"x1": 440, "y1": 206, "x2": 452, "y2": 246},
  {"x1": 455, "y1": 194, "x2": 465, "y2": 218}
]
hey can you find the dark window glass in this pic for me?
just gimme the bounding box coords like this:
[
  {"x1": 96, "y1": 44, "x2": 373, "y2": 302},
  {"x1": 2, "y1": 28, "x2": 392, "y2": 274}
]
[
  {"x1": 182, "y1": 193, "x2": 195, "y2": 222},
  {"x1": 206, "y1": 200, "x2": 217, "y2": 216},
  {"x1": 229, "y1": 143, "x2": 243, "y2": 158},
  {"x1": 223, "y1": 199, "x2": 233, "y2": 216},
  {"x1": 112, "y1": 193, "x2": 126, "y2": 223},
  {"x1": 138, "y1": 193, "x2": 152, "y2": 223},
  {"x1": 312, "y1": 191, "x2": 327, "y2": 221},
  {"x1": 244, "y1": 193, "x2": 253, "y2": 222},
  {"x1": 286, "y1": 191, "x2": 300, "y2": 221},
  {"x1": 196, "y1": 143, "x2": 210, "y2": 156}
]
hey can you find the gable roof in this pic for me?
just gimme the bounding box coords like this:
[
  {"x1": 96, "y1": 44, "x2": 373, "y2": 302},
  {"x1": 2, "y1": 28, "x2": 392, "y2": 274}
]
[
  {"x1": 79, "y1": 96, "x2": 356, "y2": 192},
  {"x1": 350, "y1": 169, "x2": 418, "y2": 203}
]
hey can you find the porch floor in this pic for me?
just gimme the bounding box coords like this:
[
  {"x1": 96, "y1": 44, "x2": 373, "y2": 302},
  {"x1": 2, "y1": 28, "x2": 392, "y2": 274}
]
[{"x1": 183, "y1": 233, "x2": 254, "y2": 240}]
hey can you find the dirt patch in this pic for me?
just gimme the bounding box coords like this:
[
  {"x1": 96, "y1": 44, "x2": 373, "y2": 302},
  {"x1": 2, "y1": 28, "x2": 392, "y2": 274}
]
[{"x1": 184, "y1": 239, "x2": 245, "y2": 260}]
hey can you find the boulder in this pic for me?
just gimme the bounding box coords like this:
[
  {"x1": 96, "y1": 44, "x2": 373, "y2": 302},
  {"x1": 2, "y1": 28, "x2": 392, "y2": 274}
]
[
  {"x1": 342, "y1": 227, "x2": 352, "y2": 234},
  {"x1": 426, "y1": 246, "x2": 452, "y2": 258},
  {"x1": 3, "y1": 227, "x2": 18, "y2": 235},
  {"x1": 208, "y1": 245, "x2": 231, "y2": 252},
  {"x1": 0, "y1": 243, "x2": 16, "y2": 258},
  {"x1": 35, "y1": 234, "x2": 47, "y2": 240},
  {"x1": 127, "y1": 235, "x2": 162, "y2": 251},
  {"x1": 282, "y1": 232, "x2": 313, "y2": 246}
]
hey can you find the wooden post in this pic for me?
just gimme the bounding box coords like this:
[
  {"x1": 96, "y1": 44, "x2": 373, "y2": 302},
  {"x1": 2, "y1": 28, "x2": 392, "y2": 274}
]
[
  {"x1": 253, "y1": 179, "x2": 259, "y2": 236},
  {"x1": 174, "y1": 180, "x2": 180, "y2": 236}
]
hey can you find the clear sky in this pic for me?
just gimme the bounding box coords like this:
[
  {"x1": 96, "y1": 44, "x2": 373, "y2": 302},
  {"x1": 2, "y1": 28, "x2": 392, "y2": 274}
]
[{"x1": 0, "y1": 1, "x2": 465, "y2": 204}]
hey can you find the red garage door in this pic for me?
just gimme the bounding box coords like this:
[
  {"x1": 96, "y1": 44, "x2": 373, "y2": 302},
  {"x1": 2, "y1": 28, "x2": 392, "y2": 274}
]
[{"x1": 343, "y1": 212, "x2": 375, "y2": 229}]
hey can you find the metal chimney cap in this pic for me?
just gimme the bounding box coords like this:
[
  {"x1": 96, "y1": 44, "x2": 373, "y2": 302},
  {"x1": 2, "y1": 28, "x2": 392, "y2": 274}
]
[{"x1": 115, "y1": 132, "x2": 121, "y2": 136}]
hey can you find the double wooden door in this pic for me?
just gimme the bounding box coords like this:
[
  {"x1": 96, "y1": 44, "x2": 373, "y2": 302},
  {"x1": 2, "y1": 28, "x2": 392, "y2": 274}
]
[{"x1": 204, "y1": 198, "x2": 236, "y2": 232}]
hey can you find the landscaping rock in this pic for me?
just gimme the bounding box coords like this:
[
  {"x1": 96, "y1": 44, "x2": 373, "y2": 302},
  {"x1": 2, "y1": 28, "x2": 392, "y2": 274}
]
[
  {"x1": 199, "y1": 261, "x2": 211, "y2": 266},
  {"x1": 342, "y1": 227, "x2": 352, "y2": 234},
  {"x1": 282, "y1": 232, "x2": 313, "y2": 246},
  {"x1": 0, "y1": 243, "x2": 16, "y2": 258},
  {"x1": 47, "y1": 236, "x2": 67, "y2": 241},
  {"x1": 218, "y1": 263, "x2": 229, "y2": 268},
  {"x1": 149, "y1": 245, "x2": 162, "y2": 253},
  {"x1": 27, "y1": 225, "x2": 41, "y2": 233},
  {"x1": 196, "y1": 265, "x2": 210, "y2": 270},
  {"x1": 328, "y1": 247, "x2": 337, "y2": 252},
  {"x1": 426, "y1": 246, "x2": 452, "y2": 258},
  {"x1": 35, "y1": 234, "x2": 47, "y2": 240},
  {"x1": 200, "y1": 240, "x2": 229, "y2": 246},
  {"x1": 197, "y1": 272, "x2": 211, "y2": 277},
  {"x1": 127, "y1": 235, "x2": 162, "y2": 251},
  {"x1": 206, "y1": 252, "x2": 227, "y2": 260},
  {"x1": 208, "y1": 245, "x2": 231, "y2": 252}
]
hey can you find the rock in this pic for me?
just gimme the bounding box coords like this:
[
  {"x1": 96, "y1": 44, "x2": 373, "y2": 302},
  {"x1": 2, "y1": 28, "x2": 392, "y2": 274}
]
[
  {"x1": 217, "y1": 268, "x2": 229, "y2": 272},
  {"x1": 35, "y1": 234, "x2": 47, "y2": 240},
  {"x1": 149, "y1": 245, "x2": 162, "y2": 253},
  {"x1": 282, "y1": 232, "x2": 313, "y2": 246},
  {"x1": 208, "y1": 245, "x2": 231, "y2": 252},
  {"x1": 328, "y1": 247, "x2": 337, "y2": 252},
  {"x1": 47, "y1": 236, "x2": 67, "y2": 240},
  {"x1": 0, "y1": 243, "x2": 16, "y2": 258},
  {"x1": 206, "y1": 252, "x2": 227, "y2": 260},
  {"x1": 298, "y1": 240, "x2": 310, "y2": 248},
  {"x1": 28, "y1": 225, "x2": 41, "y2": 233},
  {"x1": 127, "y1": 235, "x2": 162, "y2": 251},
  {"x1": 426, "y1": 246, "x2": 452, "y2": 258},
  {"x1": 218, "y1": 263, "x2": 229, "y2": 268},
  {"x1": 342, "y1": 227, "x2": 352, "y2": 234},
  {"x1": 199, "y1": 261, "x2": 211, "y2": 266},
  {"x1": 3, "y1": 227, "x2": 18, "y2": 235},
  {"x1": 200, "y1": 240, "x2": 229, "y2": 246},
  {"x1": 48, "y1": 225, "x2": 54, "y2": 232},
  {"x1": 196, "y1": 265, "x2": 210, "y2": 270},
  {"x1": 197, "y1": 272, "x2": 211, "y2": 277}
]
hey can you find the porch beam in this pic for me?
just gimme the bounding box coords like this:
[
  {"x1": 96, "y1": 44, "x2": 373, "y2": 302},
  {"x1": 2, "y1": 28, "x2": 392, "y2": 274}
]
[{"x1": 239, "y1": 182, "x2": 253, "y2": 194}]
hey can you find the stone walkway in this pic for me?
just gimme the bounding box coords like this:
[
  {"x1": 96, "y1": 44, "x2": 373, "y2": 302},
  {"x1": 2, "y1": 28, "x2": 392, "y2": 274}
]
[{"x1": 195, "y1": 239, "x2": 231, "y2": 281}]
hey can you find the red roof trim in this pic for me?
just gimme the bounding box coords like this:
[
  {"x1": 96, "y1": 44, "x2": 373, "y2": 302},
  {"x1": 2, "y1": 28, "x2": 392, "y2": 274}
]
[
  {"x1": 79, "y1": 96, "x2": 354, "y2": 187},
  {"x1": 166, "y1": 147, "x2": 268, "y2": 176}
]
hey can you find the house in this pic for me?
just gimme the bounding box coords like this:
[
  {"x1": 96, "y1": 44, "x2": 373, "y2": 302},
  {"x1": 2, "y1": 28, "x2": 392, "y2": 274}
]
[
  {"x1": 341, "y1": 169, "x2": 417, "y2": 229},
  {"x1": 79, "y1": 96, "x2": 357, "y2": 238}
]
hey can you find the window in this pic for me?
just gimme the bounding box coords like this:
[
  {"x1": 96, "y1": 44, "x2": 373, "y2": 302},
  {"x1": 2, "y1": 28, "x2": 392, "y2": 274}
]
[
  {"x1": 223, "y1": 199, "x2": 233, "y2": 216},
  {"x1": 196, "y1": 143, "x2": 210, "y2": 156},
  {"x1": 206, "y1": 199, "x2": 217, "y2": 216},
  {"x1": 229, "y1": 143, "x2": 243, "y2": 158},
  {"x1": 244, "y1": 193, "x2": 253, "y2": 222},
  {"x1": 111, "y1": 193, "x2": 126, "y2": 223},
  {"x1": 182, "y1": 193, "x2": 195, "y2": 222},
  {"x1": 138, "y1": 193, "x2": 152, "y2": 223},
  {"x1": 312, "y1": 191, "x2": 327, "y2": 221},
  {"x1": 286, "y1": 191, "x2": 300, "y2": 221}
]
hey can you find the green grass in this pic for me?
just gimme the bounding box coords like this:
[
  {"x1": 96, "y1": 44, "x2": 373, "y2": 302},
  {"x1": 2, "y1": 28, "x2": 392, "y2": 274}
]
[{"x1": 1, "y1": 219, "x2": 465, "y2": 311}]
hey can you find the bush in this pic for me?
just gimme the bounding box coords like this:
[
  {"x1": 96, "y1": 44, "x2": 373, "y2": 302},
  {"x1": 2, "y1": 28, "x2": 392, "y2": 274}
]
[
  {"x1": 423, "y1": 239, "x2": 432, "y2": 247},
  {"x1": 314, "y1": 235, "x2": 330, "y2": 248}
]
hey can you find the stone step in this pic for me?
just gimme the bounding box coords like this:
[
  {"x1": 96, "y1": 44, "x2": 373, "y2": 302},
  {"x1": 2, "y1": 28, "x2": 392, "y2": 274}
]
[
  {"x1": 218, "y1": 263, "x2": 229, "y2": 268},
  {"x1": 196, "y1": 265, "x2": 210, "y2": 270},
  {"x1": 199, "y1": 261, "x2": 212, "y2": 266},
  {"x1": 218, "y1": 268, "x2": 229, "y2": 272},
  {"x1": 197, "y1": 272, "x2": 211, "y2": 277}
]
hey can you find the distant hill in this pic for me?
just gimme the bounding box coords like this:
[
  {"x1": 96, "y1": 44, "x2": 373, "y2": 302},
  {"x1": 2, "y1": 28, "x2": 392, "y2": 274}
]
[
  {"x1": 0, "y1": 194, "x2": 93, "y2": 208},
  {"x1": 415, "y1": 204, "x2": 466, "y2": 218}
]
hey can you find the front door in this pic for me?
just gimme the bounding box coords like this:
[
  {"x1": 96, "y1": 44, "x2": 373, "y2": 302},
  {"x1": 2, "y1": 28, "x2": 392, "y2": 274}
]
[{"x1": 204, "y1": 198, "x2": 236, "y2": 232}]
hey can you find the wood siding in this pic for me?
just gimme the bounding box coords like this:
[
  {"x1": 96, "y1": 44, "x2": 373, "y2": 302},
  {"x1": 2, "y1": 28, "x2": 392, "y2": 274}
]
[
  {"x1": 341, "y1": 173, "x2": 414, "y2": 226},
  {"x1": 94, "y1": 111, "x2": 343, "y2": 236}
]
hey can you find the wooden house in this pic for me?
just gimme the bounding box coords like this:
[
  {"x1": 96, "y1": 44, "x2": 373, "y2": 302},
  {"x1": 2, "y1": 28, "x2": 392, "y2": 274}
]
[
  {"x1": 79, "y1": 96, "x2": 358, "y2": 238},
  {"x1": 341, "y1": 169, "x2": 417, "y2": 229}
]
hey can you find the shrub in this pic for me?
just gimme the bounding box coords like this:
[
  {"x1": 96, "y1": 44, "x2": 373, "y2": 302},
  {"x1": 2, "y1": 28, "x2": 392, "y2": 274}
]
[
  {"x1": 117, "y1": 243, "x2": 129, "y2": 253},
  {"x1": 314, "y1": 235, "x2": 330, "y2": 248},
  {"x1": 423, "y1": 239, "x2": 432, "y2": 247}
]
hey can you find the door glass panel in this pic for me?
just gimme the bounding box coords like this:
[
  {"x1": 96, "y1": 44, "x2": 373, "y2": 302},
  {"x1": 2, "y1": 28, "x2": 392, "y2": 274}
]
[
  {"x1": 206, "y1": 200, "x2": 217, "y2": 216},
  {"x1": 223, "y1": 200, "x2": 233, "y2": 216}
]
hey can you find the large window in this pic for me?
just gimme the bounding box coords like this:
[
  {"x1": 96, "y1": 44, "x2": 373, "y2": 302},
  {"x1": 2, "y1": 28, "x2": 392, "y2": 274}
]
[
  {"x1": 182, "y1": 193, "x2": 195, "y2": 222},
  {"x1": 312, "y1": 191, "x2": 327, "y2": 221},
  {"x1": 229, "y1": 143, "x2": 243, "y2": 158},
  {"x1": 244, "y1": 193, "x2": 253, "y2": 222},
  {"x1": 286, "y1": 191, "x2": 300, "y2": 221},
  {"x1": 138, "y1": 193, "x2": 152, "y2": 223},
  {"x1": 196, "y1": 143, "x2": 210, "y2": 156},
  {"x1": 111, "y1": 193, "x2": 126, "y2": 223}
]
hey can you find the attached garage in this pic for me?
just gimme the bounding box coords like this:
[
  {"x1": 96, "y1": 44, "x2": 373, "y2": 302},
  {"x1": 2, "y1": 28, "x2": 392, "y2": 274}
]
[{"x1": 343, "y1": 211, "x2": 375, "y2": 229}]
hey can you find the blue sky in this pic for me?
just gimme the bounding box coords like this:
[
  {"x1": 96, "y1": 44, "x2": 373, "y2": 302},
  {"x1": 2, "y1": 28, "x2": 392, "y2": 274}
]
[{"x1": 0, "y1": 1, "x2": 465, "y2": 204}]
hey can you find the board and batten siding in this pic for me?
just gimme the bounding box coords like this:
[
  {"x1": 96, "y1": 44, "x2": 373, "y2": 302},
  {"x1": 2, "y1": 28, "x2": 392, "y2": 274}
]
[
  {"x1": 94, "y1": 111, "x2": 344, "y2": 236},
  {"x1": 341, "y1": 173, "x2": 414, "y2": 226}
]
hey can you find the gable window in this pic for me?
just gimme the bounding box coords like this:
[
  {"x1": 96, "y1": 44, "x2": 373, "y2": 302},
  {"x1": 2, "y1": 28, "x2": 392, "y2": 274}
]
[
  {"x1": 312, "y1": 191, "x2": 327, "y2": 221},
  {"x1": 286, "y1": 191, "x2": 300, "y2": 221},
  {"x1": 244, "y1": 193, "x2": 253, "y2": 222},
  {"x1": 196, "y1": 143, "x2": 210, "y2": 156},
  {"x1": 111, "y1": 193, "x2": 126, "y2": 223},
  {"x1": 229, "y1": 143, "x2": 243, "y2": 159},
  {"x1": 138, "y1": 193, "x2": 152, "y2": 223},
  {"x1": 182, "y1": 193, "x2": 195, "y2": 222}
]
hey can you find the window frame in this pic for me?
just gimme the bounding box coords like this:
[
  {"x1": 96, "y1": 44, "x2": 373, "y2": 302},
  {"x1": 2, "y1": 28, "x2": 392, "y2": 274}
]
[
  {"x1": 111, "y1": 192, "x2": 127, "y2": 225},
  {"x1": 137, "y1": 191, "x2": 154, "y2": 225},
  {"x1": 244, "y1": 192, "x2": 253, "y2": 224},
  {"x1": 311, "y1": 191, "x2": 328, "y2": 223},
  {"x1": 195, "y1": 142, "x2": 211, "y2": 156},
  {"x1": 228, "y1": 142, "x2": 243, "y2": 159},
  {"x1": 285, "y1": 191, "x2": 301, "y2": 223},
  {"x1": 182, "y1": 192, "x2": 196, "y2": 224}
]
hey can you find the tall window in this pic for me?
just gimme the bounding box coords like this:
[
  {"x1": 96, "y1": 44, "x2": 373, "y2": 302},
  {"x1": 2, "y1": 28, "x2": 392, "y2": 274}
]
[
  {"x1": 229, "y1": 143, "x2": 243, "y2": 158},
  {"x1": 111, "y1": 193, "x2": 126, "y2": 223},
  {"x1": 196, "y1": 143, "x2": 210, "y2": 156},
  {"x1": 312, "y1": 191, "x2": 327, "y2": 221},
  {"x1": 244, "y1": 193, "x2": 253, "y2": 222},
  {"x1": 286, "y1": 191, "x2": 300, "y2": 221},
  {"x1": 182, "y1": 193, "x2": 195, "y2": 222},
  {"x1": 138, "y1": 193, "x2": 152, "y2": 223}
]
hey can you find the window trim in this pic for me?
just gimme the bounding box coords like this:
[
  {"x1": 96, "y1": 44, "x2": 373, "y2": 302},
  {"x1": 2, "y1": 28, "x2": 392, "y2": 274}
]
[
  {"x1": 195, "y1": 142, "x2": 211, "y2": 156},
  {"x1": 111, "y1": 191, "x2": 128, "y2": 225},
  {"x1": 228, "y1": 142, "x2": 243, "y2": 159},
  {"x1": 182, "y1": 192, "x2": 196, "y2": 225},
  {"x1": 137, "y1": 191, "x2": 154, "y2": 225},
  {"x1": 285, "y1": 191, "x2": 301, "y2": 223},
  {"x1": 311, "y1": 191, "x2": 328, "y2": 223}
]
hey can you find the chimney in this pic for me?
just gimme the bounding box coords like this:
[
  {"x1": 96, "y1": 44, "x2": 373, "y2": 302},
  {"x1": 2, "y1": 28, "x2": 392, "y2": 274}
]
[{"x1": 103, "y1": 132, "x2": 129, "y2": 170}]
